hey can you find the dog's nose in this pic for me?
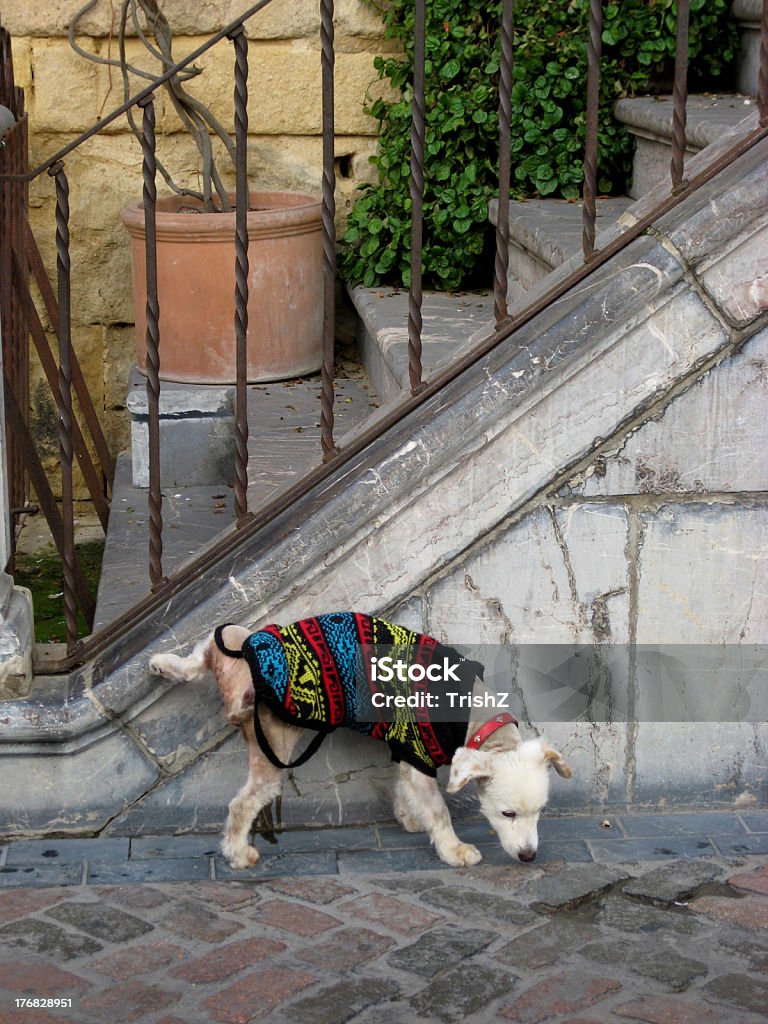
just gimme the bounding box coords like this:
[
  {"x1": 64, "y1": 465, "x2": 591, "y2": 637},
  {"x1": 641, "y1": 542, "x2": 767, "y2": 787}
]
[{"x1": 518, "y1": 848, "x2": 537, "y2": 863}]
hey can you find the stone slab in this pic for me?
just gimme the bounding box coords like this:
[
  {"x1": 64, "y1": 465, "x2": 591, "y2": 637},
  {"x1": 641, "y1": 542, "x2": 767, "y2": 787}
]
[
  {"x1": 6, "y1": 838, "x2": 130, "y2": 865},
  {"x1": 590, "y1": 836, "x2": 720, "y2": 863},
  {"x1": 614, "y1": 94, "x2": 757, "y2": 198},
  {"x1": 86, "y1": 857, "x2": 213, "y2": 885},
  {"x1": 622, "y1": 859, "x2": 725, "y2": 905},
  {"x1": 575, "y1": 327, "x2": 768, "y2": 497},
  {"x1": 618, "y1": 812, "x2": 751, "y2": 839},
  {"x1": 488, "y1": 196, "x2": 632, "y2": 302},
  {"x1": 349, "y1": 285, "x2": 494, "y2": 400},
  {"x1": 524, "y1": 865, "x2": 630, "y2": 911}
]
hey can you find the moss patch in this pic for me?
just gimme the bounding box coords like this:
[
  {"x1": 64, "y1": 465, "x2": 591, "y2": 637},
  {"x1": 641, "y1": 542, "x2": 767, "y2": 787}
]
[{"x1": 13, "y1": 541, "x2": 104, "y2": 643}]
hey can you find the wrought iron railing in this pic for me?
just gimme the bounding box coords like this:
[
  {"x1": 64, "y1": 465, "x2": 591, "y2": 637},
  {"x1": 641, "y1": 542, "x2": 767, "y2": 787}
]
[{"x1": 1, "y1": 0, "x2": 767, "y2": 666}]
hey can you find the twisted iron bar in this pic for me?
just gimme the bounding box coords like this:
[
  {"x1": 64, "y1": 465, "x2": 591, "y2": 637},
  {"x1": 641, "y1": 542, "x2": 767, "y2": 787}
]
[
  {"x1": 670, "y1": 0, "x2": 690, "y2": 193},
  {"x1": 139, "y1": 98, "x2": 164, "y2": 588},
  {"x1": 582, "y1": 0, "x2": 603, "y2": 260},
  {"x1": 494, "y1": 0, "x2": 514, "y2": 326},
  {"x1": 407, "y1": 0, "x2": 426, "y2": 393},
  {"x1": 231, "y1": 27, "x2": 250, "y2": 520},
  {"x1": 759, "y1": 0, "x2": 768, "y2": 125},
  {"x1": 320, "y1": 0, "x2": 338, "y2": 459},
  {"x1": 49, "y1": 162, "x2": 79, "y2": 652}
]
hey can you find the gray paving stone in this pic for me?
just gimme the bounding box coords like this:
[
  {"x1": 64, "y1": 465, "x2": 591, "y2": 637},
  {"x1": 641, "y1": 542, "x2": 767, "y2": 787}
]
[
  {"x1": 387, "y1": 925, "x2": 496, "y2": 978},
  {"x1": 580, "y1": 938, "x2": 708, "y2": 991},
  {"x1": 711, "y1": 833, "x2": 768, "y2": 856},
  {"x1": 410, "y1": 961, "x2": 516, "y2": 1023},
  {"x1": 213, "y1": 850, "x2": 339, "y2": 880},
  {"x1": 740, "y1": 811, "x2": 768, "y2": 833},
  {"x1": 337, "y1": 847, "x2": 445, "y2": 875},
  {"x1": 277, "y1": 976, "x2": 395, "y2": 1024},
  {"x1": 618, "y1": 812, "x2": 750, "y2": 838},
  {"x1": 703, "y1": 972, "x2": 768, "y2": 1014},
  {"x1": 87, "y1": 857, "x2": 212, "y2": 884},
  {"x1": 622, "y1": 859, "x2": 725, "y2": 906},
  {"x1": 494, "y1": 917, "x2": 600, "y2": 970},
  {"x1": 523, "y1": 864, "x2": 630, "y2": 911},
  {"x1": 375, "y1": 825, "x2": 434, "y2": 849},
  {"x1": 584, "y1": 893, "x2": 704, "y2": 935},
  {"x1": 129, "y1": 835, "x2": 221, "y2": 860},
  {"x1": 476, "y1": 839, "x2": 593, "y2": 866},
  {"x1": 6, "y1": 837, "x2": 130, "y2": 865},
  {"x1": 257, "y1": 826, "x2": 379, "y2": 854},
  {"x1": 589, "y1": 835, "x2": 719, "y2": 863},
  {"x1": 0, "y1": 863, "x2": 83, "y2": 889},
  {"x1": 46, "y1": 901, "x2": 154, "y2": 942},
  {"x1": 0, "y1": 917, "x2": 102, "y2": 960},
  {"x1": 419, "y1": 886, "x2": 539, "y2": 926}
]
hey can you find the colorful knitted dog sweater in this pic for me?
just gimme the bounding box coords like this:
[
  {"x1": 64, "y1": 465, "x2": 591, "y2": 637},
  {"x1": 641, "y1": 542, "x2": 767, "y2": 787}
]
[{"x1": 232, "y1": 612, "x2": 483, "y2": 776}]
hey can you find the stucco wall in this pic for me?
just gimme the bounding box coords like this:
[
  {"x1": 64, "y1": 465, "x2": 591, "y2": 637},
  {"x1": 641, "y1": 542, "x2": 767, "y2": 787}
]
[{"x1": 3, "y1": 0, "x2": 392, "y2": 480}]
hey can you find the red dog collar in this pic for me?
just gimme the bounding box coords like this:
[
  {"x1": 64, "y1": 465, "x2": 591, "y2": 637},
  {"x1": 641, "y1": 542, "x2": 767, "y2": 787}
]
[{"x1": 466, "y1": 712, "x2": 519, "y2": 750}]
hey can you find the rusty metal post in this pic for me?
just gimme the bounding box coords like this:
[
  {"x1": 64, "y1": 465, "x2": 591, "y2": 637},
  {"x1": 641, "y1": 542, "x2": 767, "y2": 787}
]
[
  {"x1": 320, "y1": 0, "x2": 338, "y2": 460},
  {"x1": 582, "y1": 0, "x2": 603, "y2": 260},
  {"x1": 48, "y1": 161, "x2": 79, "y2": 651},
  {"x1": 231, "y1": 26, "x2": 250, "y2": 520},
  {"x1": 759, "y1": 0, "x2": 768, "y2": 125},
  {"x1": 407, "y1": 0, "x2": 426, "y2": 394},
  {"x1": 494, "y1": 0, "x2": 514, "y2": 326},
  {"x1": 139, "y1": 97, "x2": 165, "y2": 589},
  {"x1": 670, "y1": 0, "x2": 690, "y2": 192}
]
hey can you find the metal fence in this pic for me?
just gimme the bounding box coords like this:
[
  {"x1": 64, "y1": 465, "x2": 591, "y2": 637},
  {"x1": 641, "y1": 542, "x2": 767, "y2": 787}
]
[{"x1": 1, "y1": 0, "x2": 767, "y2": 664}]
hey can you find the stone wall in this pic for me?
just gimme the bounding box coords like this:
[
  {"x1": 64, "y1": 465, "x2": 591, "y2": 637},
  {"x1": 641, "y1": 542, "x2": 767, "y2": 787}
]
[{"x1": 3, "y1": 0, "x2": 392, "y2": 482}]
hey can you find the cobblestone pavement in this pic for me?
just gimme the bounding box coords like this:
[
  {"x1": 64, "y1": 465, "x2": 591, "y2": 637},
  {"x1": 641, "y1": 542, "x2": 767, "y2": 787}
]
[{"x1": 1, "y1": 810, "x2": 767, "y2": 1024}]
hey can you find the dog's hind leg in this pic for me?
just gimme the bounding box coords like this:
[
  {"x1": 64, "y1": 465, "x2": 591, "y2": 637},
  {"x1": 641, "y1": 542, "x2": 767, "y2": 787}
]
[
  {"x1": 221, "y1": 709, "x2": 301, "y2": 869},
  {"x1": 221, "y1": 759, "x2": 284, "y2": 869},
  {"x1": 397, "y1": 763, "x2": 483, "y2": 868}
]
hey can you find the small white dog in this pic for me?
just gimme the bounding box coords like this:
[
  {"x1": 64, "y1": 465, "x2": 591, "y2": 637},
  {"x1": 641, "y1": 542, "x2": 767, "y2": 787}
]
[{"x1": 150, "y1": 613, "x2": 573, "y2": 870}]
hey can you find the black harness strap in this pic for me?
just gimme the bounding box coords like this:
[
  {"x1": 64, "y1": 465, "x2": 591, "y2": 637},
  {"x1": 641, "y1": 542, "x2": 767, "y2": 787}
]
[
  {"x1": 215, "y1": 623, "x2": 330, "y2": 770},
  {"x1": 251, "y1": 706, "x2": 330, "y2": 771}
]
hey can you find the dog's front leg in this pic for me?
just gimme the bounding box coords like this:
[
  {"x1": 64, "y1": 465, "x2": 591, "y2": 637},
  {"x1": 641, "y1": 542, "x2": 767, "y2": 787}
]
[
  {"x1": 397, "y1": 763, "x2": 482, "y2": 868},
  {"x1": 221, "y1": 718, "x2": 285, "y2": 869}
]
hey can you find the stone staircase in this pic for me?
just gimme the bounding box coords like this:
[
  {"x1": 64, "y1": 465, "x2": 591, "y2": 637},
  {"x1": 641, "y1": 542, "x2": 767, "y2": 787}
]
[
  {"x1": 350, "y1": 0, "x2": 764, "y2": 392},
  {"x1": 95, "y1": 12, "x2": 762, "y2": 627}
]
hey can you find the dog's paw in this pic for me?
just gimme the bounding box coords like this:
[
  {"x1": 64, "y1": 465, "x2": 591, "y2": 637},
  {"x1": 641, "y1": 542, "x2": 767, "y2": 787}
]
[
  {"x1": 443, "y1": 842, "x2": 483, "y2": 868},
  {"x1": 149, "y1": 653, "x2": 175, "y2": 678},
  {"x1": 222, "y1": 841, "x2": 260, "y2": 870}
]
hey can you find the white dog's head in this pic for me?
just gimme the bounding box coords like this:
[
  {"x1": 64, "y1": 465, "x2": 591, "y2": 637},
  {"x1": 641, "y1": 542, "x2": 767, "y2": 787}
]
[{"x1": 446, "y1": 738, "x2": 572, "y2": 862}]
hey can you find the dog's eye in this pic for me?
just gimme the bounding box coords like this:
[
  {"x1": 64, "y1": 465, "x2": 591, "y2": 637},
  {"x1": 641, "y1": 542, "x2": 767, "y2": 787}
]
[{"x1": 502, "y1": 810, "x2": 517, "y2": 820}]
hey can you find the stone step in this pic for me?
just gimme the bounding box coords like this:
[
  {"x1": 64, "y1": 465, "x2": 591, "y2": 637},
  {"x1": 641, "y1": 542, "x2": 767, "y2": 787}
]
[
  {"x1": 614, "y1": 92, "x2": 756, "y2": 198},
  {"x1": 349, "y1": 286, "x2": 495, "y2": 403},
  {"x1": 95, "y1": 374, "x2": 377, "y2": 628},
  {"x1": 734, "y1": 0, "x2": 764, "y2": 95},
  {"x1": 488, "y1": 196, "x2": 633, "y2": 306}
]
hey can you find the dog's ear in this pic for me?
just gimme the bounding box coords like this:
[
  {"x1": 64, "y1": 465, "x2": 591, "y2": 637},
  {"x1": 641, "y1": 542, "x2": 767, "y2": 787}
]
[
  {"x1": 542, "y1": 745, "x2": 573, "y2": 778},
  {"x1": 446, "y1": 747, "x2": 494, "y2": 792}
]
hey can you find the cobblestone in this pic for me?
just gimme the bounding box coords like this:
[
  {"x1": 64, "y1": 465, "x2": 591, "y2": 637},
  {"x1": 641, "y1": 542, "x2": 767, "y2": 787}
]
[
  {"x1": 622, "y1": 859, "x2": 725, "y2": 906},
  {"x1": 410, "y1": 962, "x2": 515, "y2": 1022},
  {"x1": 386, "y1": 925, "x2": 497, "y2": 978},
  {"x1": 498, "y1": 970, "x2": 622, "y2": 1022},
  {"x1": 579, "y1": 938, "x2": 708, "y2": 991},
  {"x1": 0, "y1": 813, "x2": 766, "y2": 1024}
]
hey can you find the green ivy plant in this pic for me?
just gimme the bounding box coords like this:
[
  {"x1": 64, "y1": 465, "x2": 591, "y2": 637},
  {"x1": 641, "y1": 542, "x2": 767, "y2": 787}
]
[{"x1": 340, "y1": 0, "x2": 737, "y2": 291}]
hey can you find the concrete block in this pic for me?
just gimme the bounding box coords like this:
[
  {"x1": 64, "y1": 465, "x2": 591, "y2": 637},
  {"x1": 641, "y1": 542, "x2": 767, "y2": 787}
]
[
  {"x1": 0, "y1": 728, "x2": 159, "y2": 838},
  {"x1": 126, "y1": 369, "x2": 234, "y2": 488}
]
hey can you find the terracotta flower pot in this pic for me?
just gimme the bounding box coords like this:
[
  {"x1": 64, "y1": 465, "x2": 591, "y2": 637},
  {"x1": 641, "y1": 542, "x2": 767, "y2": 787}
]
[{"x1": 121, "y1": 191, "x2": 323, "y2": 384}]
